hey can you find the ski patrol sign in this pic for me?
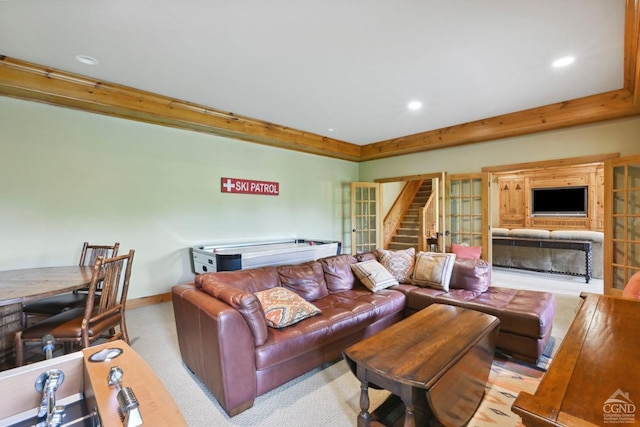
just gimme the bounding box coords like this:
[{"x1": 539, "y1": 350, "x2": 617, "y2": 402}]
[{"x1": 221, "y1": 177, "x2": 280, "y2": 196}]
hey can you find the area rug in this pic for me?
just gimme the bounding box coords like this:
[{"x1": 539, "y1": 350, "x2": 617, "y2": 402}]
[{"x1": 468, "y1": 357, "x2": 545, "y2": 427}]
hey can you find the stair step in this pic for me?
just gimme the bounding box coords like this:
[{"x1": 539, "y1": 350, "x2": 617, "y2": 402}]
[
  {"x1": 388, "y1": 242, "x2": 419, "y2": 250},
  {"x1": 392, "y1": 235, "x2": 418, "y2": 244},
  {"x1": 397, "y1": 228, "x2": 419, "y2": 236}
]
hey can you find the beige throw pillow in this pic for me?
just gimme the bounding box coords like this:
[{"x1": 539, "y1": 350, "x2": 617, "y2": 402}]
[
  {"x1": 351, "y1": 260, "x2": 399, "y2": 292},
  {"x1": 412, "y1": 252, "x2": 457, "y2": 291}
]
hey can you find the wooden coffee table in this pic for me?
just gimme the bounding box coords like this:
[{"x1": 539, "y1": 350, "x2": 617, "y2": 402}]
[{"x1": 343, "y1": 304, "x2": 500, "y2": 427}]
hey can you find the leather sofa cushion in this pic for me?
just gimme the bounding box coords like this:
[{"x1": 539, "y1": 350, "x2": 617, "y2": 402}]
[
  {"x1": 393, "y1": 285, "x2": 445, "y2": 311},
  {"x1": 195, "y1": 266, "x2": 280, "y2": 293},
  {"x1": 255, "y1": 294, "x2": 377, "y2": 369},
  {"x1": 320, "y1": 254, "x2": 358, "y2": 292},
  {"x1": 397, "y1": 284, "x2": 555, "y2": 340},
  {"x1": 327, "y1": 286, "x2": 406, "y2": 321},
  {"x1": 254, "y1": 287, "x2": 404, "y2": 370},
  {"x1": 278, "y1": 261, "x2": 329, "y2": 301},
  {"x1": 199, "y1": 280, "x2": 269, "y2": 346},
  {"x1": 450, "y1": 258, "x2": 491, "y2": 293},
  {"x1": 356, "y1": 252, "x2": 377, "y2": 262},
  {"x1": 454, "y1": 288, "x2": 555, "y2": 339}
]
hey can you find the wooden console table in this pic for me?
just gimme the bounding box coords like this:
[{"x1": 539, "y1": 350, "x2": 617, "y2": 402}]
[
  {"x1": 343, "y1": 304, "x2": 500, "y2": 427},
  {"x1": 492, "y1": 236, "x2": 592, "y2": 282},
  {"x1": 512, "y1": 293, "x2": 640, "y2": 426}
]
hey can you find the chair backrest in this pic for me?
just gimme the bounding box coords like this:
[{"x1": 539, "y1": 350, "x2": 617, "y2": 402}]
[
  {"x1": 79, "y1": 242, "x2": 120, "y2": 267},
  {"x1": 82, "y1": 249, "x2": 134, "y2": 345}
]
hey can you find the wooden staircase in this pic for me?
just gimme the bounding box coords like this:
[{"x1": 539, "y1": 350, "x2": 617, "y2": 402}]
[{"x1": 388, "y1": 180, "x2": 433, "y2": 250}]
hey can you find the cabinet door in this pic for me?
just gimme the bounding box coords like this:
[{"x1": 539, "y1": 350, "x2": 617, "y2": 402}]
[
  {"x1": 498, "y1": 176, "x2": 525, "y2": 227},
  {"x1": 596, "y1": 165, "x2": 605, "y2": 230}
]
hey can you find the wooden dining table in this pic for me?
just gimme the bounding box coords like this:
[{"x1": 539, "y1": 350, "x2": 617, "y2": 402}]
[
  {"x1": 0, "y1": 265, "x2": 97, "y2": 368},
  {"x1": 0, "y1": 266, "x2": 96, "y2": 307}
]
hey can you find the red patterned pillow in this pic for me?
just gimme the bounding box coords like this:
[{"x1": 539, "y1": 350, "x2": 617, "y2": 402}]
[
  {"x1": 254, "y1": 287, "x2": 321, "y2": 328},
  {"x1": 376, "y1": 247, "x2": 416, "y2": 283},
  {"x1": 451, "y1": 243, "x2": 482, "y2": 259}
]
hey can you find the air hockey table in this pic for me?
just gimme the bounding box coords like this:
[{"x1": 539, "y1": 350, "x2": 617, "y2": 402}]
[{"x1": 190, "y1": 238, "x2": 341, "y2": 273}]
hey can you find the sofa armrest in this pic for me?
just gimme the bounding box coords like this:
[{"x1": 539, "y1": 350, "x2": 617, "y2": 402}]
[
  {"x1": 198, "y1": 280, "x2": 268, "y2": 346},
  {"x1": 172, "y1": 283, "x2": 258, "y2": 415}
]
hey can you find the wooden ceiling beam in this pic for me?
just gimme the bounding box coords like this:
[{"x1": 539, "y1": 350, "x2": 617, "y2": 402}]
[
  {"x1": 0, "y1": 56, "x2": 362, "y2": 162},
  {"x1": 359, "y1": 89, "x2": 639, "y2": 161}
]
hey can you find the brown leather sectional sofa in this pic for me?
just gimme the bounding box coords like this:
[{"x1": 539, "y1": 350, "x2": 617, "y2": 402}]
[{"x1": 172, "y1": 252, "x2": 556, "y2": 416}]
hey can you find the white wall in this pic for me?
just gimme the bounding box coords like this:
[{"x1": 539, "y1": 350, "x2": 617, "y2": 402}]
[
  {"x1": 0, "y1": 97, "x2": 359, "y2": 299},
  {"x1": 359, "y1": 117, "x2": 640, "y2": 180}
]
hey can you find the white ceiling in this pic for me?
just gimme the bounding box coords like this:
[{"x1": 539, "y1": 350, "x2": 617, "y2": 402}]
[{"x1": 0, "y1": 0, "x2": 626, "y2": 146}]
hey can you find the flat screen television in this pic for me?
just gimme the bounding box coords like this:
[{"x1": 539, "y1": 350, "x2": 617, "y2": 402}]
[{"x1": 531, "y1": 186, "x2": 588, "y2": 216}]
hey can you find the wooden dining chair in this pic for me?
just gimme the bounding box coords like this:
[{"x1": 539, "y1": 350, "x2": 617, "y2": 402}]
[
  {"x1": 15, "y1": 249, "x2": 134, "y2": 366},
  {"x1": 21, "y1": 242, "x2": 120, "y2": 326}
]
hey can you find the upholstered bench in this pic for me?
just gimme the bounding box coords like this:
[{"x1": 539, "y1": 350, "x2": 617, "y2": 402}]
[{"x1": 492, "y1": 227, "x2": 604, "y2": 280}]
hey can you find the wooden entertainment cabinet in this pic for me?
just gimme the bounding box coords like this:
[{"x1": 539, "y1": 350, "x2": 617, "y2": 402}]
[{"x1": 496, "y1": 163, "x2": 604, "y2": 231}]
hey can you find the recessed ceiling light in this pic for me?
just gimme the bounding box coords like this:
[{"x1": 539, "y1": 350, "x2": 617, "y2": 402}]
[
  {"x1": 328, "y1": 128, "x2": 337, "y2": 132},
  {"x1": 75, "y1": 55, "x2": 99, "y2": 65},
  {"x1": 408, "y1": 100, "x2": 422, "y2": 110},
  {"x1": 552, "y1": 56, "x2": 575, "y2": 68}
]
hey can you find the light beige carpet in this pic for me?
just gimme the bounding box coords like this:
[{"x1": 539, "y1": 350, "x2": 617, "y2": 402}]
[{"x1": 126, "y1": 269, "x2": 588, "y2": 426}]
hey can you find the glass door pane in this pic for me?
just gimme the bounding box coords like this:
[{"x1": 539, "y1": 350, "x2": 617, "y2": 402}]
[
  {"x1": 447, "y1": 173, "x2": 488, "y2": 258},
  {"x1": 605, "y1": 157, "x2": 640, "y2": 295},
  {"x1": 351, "y1": 182, "x2": 382, "y2": 254}
]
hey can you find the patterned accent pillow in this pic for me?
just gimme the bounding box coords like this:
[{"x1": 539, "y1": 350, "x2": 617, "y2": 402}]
[
  {"x1": 351, "y1": 260, "x2": 399, "y2": 292},
  {"x1": 376, "y1": 247, "x2": 416, "y2": 283},
  {"x1": 254, "y1": 287, "x2": 321, "y2": 328},
  {"x1": 412, "y1": 251, "x2": 457, "y2": 291}
]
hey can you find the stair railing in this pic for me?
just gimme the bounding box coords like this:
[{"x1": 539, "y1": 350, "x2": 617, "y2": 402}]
[
  {"x1": 382, "y1": 180, "x2": 423, "y2": 248},
  {"x1": 418, "y1": 191, "x2": 437, "y2": 251}
]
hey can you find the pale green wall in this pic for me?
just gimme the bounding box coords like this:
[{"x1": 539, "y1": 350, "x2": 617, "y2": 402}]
[
  {"x1": 359, "y1": 117, "x2": 640, "y2": 180},
  {"x1": 0, "y1": 97, "x2": 359, "y2": 299},
  {"x1": 3, "y1": 95, "x2": 640, "y2": 300}
]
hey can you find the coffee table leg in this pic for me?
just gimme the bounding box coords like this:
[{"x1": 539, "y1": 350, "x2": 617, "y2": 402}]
[
  {"x1": 358, "y1": 381, "x2": 372, "y2": 427},
  {"x1": 402, "y1": 399, "x2": 415, "y2": 427}
]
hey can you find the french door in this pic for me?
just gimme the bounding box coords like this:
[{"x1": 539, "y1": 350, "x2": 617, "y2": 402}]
[
  {"x1": 604, "y1": 154, "x2": 640, "y2": 295},
  {"x1": 446, "y1": 173, "x2": 491, "y2": 260},
  {"x1": 350, "y1": 182, "x2": 382, "y2": 254}
]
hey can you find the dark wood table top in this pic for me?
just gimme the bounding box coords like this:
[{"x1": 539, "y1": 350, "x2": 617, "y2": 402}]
[
  {"x1": 344, "y1": 304, "x2": 500, "y2": 389},
  {"x1": 513, "y1": 293, "x2": 640, "y2": 426},
  {"x1": 0, "y1": 266, "x2": 95, "y2": 306}
]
